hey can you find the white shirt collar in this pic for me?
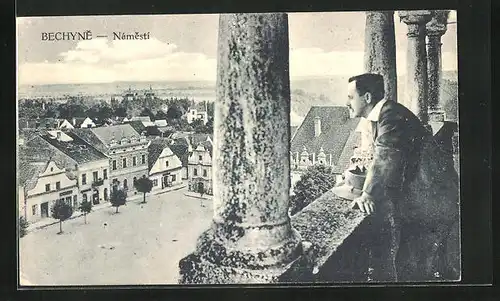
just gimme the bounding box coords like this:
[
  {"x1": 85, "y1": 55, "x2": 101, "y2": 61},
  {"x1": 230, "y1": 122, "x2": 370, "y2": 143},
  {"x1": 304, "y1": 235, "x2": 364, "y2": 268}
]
[{"x1": 366, "y1": 98, "x2": 388, "y2": 122}]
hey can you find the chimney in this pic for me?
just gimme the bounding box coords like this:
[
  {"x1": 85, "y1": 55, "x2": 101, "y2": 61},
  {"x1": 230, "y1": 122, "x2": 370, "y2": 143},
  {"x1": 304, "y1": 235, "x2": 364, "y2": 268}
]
[
  {"x1": 314, "y1": 116, "x2": 321, "y2": 137},
  {"x1": 56, "y1": 131, "x2": 62, "y2": 140}
]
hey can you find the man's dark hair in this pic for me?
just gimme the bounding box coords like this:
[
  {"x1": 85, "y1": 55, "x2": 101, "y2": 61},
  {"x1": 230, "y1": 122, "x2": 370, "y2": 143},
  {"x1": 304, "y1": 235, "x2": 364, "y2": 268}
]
[{"x1": 348, "y1": 73, "x2": 385, "y2": 102}]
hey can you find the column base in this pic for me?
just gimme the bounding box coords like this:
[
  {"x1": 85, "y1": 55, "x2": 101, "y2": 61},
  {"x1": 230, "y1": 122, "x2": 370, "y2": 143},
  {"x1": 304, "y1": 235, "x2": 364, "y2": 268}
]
[{"x1": 178, "y1": 228, "x2": 312, "y2": 284}]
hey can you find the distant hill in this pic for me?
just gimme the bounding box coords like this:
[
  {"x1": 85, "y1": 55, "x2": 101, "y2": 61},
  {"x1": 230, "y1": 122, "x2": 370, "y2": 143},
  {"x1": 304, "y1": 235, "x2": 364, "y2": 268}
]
[{"x1": 290, "y1": 71, "x2": 458, "y2": 125}]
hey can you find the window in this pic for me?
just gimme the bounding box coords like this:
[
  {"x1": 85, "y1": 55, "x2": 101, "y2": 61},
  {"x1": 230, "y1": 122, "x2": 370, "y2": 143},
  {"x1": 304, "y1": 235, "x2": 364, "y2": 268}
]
[
  {"x1": 166, "y1": 160, "x2": 169, "y2": 167},
  {"x1": 123, "y1": 158, "x2": 127, "y2": 168},
  {"x1": 32, "y1": 204, "x2": 38, "y2": 216},
  {"x1": 153, "y1": 179, "x2": 158, "y2": 186},
  {"x1": 83, "y1": 194, "x2": 87, "y2": 202},
  {"x1": 45, "y1": 184, "x2": 50, "y2": 192},
  {"x1": 103, "y1": 169, "x2": 108, "y2": 179},
  {"x1": 65, "y1": 197, "x2": 72, "y2": 206},
  {"x1": 104, "y1": 188, "x2": 108, "y2": 201},
  {"x1": 123, "y1": 179, "x2": 128, "y2": 189},
  {"x1": 112, "y1": 160, "x2": 117, "y2": 170},
  {"x1": 141, "y1": 154, "x2": 146, "y2": 164},
  {"x1": 133, "y1": 157, "x2": 137, "y2": 166},
  {"x1": 171, "y1": 174, "x2": 176, "y2": 182},
  {"x1": 133, "y1": 177, "x2": 137, "y2": 184},
  {"x1": 193, "y1": 168, "x2": 198, "y2": 176},
  {"x1": 203, "y1": 169, "x2": 207, "y2": 177},
  {"x1": 199, "y1": 155, "x2": 203, "y2": 161},
  {"x1": 93, "y1": 171, "x2": 98, "y2": 182},
  {"x1": 82, "y1": 174, "x2": 87, "y2": 185},
  {"x1": 56, "y1": 181, "x2": 61, "y2": 190},
  {"x1": 73, "y1": 195, "x2": 78, "y2": 208}
]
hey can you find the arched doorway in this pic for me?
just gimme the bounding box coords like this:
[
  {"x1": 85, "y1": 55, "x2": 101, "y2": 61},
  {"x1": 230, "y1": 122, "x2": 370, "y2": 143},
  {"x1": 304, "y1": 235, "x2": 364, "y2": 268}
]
[
  {"x1": 123, "y1": 179, "x2": 128, "y2": 190},
  {"x1": 197, "y1": 182, "x2": 204, "y2": 194},
  {"x1": 104, "y1": 188, "x2": 108, "y2": 201}
]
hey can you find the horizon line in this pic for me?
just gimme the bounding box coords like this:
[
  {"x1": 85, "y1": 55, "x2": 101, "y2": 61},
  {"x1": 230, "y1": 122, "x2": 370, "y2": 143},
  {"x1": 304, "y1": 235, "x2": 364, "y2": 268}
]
[{"x1": 19, "y1": 71, "x2": 458, "y2": 87}]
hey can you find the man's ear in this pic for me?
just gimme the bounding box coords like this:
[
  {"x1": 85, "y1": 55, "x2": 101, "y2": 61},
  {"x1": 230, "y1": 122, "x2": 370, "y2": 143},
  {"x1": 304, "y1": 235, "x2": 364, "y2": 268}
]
[{"x1": 365, "y1": 92, "x2": 372, "y2": 104}]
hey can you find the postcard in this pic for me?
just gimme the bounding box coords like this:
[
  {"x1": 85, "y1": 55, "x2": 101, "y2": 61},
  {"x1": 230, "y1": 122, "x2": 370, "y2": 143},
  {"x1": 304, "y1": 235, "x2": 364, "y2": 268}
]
[{"x1": 17, "y1": 11, "x2": 460, "y2": 286}]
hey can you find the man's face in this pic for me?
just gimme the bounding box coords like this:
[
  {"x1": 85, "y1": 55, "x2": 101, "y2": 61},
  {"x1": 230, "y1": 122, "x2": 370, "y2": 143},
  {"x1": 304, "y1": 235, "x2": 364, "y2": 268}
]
[{"x1": 347, "y1": 81, "x2": 368, "y2": 118}]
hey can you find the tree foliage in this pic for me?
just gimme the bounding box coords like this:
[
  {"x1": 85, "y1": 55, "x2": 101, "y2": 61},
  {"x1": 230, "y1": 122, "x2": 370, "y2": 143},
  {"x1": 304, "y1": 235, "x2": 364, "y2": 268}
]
[
  {"x1": 78, "y1": 200, "x2": 92, "y2": 224},
  {"x1": 51, "y1": 200, "x2": 73, "y2": 234},
  {"x1": 166, "y1": 104, "x2": 184, "y2": 120},
  {"x1": 19, "y1": 216, "x2": 29, "y2": 238},
  {"x1": 155, "y1": 110, "x2": 168, "y2": 120},
  {"x1": 290, "y1": 164, "x2": 337, "y2": 215},
  {"x1": 134, "y1": 177, "x2": 154, "y2": 204},
  {"x1": 110, "y1": 189, "x2": 127, "y2": 213},
  {"x1": 139, "y1": 107, "x2": 155, "y2": 120},
  {"x1": 114, "y1": 106, "x2": 128, "y2": 117}
]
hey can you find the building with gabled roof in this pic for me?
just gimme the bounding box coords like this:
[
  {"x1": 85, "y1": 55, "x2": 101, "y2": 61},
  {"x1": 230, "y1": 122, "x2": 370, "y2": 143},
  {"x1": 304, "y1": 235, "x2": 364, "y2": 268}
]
[
  {"x1": 290, "y1": 106, "x2": 360, "y2": 173},
  {"x1": 147, "y1": 139, "x2": 183, "y2": 193},
  {"x1": 168, "y1": 138, "x2": 190, "y2": 179},
  {"x1": 18, "y1": 159, "x2": 78, "y2": 222},
  {"x1": 38, "y1": 130, "x2": 111, "y2": 206},
  {"x1": 185, "y1": 102, "x2": 209, "y2": 125},
  {"x1": 70, "y1": 117, "x2": 97, "y2": 128},
  {"x1": 71, "y1": 124, "x2": 150, "y2": 195},
  {"x1": 20, "y1": 129, "x2": 111, "y2": 209}
]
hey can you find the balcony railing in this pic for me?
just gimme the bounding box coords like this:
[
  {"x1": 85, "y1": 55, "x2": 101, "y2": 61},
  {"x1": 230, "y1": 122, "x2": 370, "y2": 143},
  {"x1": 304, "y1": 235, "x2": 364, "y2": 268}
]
[{"x1": 91, "y1": 178, "x2": 104, "y2": 187}]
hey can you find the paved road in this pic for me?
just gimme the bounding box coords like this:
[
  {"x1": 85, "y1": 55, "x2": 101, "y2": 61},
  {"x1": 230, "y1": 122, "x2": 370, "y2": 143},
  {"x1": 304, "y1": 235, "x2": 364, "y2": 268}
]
[{"x1": 19, "y1": 187, "x2": 213, "y2": 285}]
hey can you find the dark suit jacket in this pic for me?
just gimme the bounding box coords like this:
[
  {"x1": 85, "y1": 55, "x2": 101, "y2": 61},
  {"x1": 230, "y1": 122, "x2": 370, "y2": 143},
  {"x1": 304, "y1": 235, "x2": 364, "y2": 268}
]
[{"x1": 363, "y1": 100, "x2": 459, "y2": 227}]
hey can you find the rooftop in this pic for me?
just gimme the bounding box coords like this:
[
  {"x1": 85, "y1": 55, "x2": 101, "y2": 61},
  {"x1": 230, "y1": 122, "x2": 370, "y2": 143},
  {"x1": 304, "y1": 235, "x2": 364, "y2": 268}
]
[
  {"x1": 148, "y1": 138, "x2": 175, "y2": 171},
  {"x1": 72, "y1": 124, "x2": 143, "y2": 153},
  {"x1": 291, "y1": 106, "x2": 359, "y2": 166},
  {"x1": 39, "y1": 131, "x2": 108, "y2": 164}
]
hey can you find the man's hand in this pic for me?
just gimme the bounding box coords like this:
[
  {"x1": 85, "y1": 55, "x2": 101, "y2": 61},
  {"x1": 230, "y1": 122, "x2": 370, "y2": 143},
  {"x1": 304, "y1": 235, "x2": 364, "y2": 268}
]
[{"x1": 350, "y1": 192, "x2": 376, "y2": 214}]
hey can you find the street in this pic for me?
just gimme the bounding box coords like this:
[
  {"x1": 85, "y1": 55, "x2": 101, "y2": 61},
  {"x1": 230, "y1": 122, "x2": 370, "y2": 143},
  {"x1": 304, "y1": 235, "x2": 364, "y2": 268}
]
[{"x1": 19, "y1": 187, "x2": 213, "y2": 285}]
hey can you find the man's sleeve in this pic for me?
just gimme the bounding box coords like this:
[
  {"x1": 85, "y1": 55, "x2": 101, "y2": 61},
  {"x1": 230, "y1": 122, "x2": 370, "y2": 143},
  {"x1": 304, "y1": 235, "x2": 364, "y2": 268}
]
[{"x1": 362, "y1": 113, "x2": 409, "y2": 202}]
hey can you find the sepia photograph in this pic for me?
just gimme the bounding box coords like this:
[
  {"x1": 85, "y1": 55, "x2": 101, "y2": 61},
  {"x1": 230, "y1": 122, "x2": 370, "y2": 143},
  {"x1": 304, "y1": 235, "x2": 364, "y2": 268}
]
[{"x1": 16, "y1": 11, "x2": 460, "y2": 286}]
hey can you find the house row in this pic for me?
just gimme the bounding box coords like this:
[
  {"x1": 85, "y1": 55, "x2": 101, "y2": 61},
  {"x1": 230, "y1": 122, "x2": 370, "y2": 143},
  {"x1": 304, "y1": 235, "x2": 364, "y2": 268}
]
[
  {"x1": 18, "y1": 117, "x2": 98, "y2": 130},
  {"x1": 17, "y1": 124, "x2": 214, "y2": 223}
]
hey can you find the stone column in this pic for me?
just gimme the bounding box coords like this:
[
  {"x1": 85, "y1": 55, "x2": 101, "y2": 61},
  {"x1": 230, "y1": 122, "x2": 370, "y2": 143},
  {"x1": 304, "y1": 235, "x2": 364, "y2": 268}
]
[
  {"x1": 399, "y1": 10, "x2": 433, "y2": 125},
  {"x1": 364, "y1": 11, "x2": 398, "y2": 102},
  {"x1": 426, "y1": 10, "x2": 450, "y2": 122},
  {"x1": 179, "y1": 13, "x2": 303, "y2": 284}
]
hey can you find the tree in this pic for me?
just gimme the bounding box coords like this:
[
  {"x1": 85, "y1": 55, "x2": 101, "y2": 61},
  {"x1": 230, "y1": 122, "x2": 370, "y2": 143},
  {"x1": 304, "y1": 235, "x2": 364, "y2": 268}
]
[
  {"x1": 140, "y1": 107, "x2": 155, "y2": 120},
  {"x1": 290, "y1": 164, "x2": 337, "y2": 215},
  {"x1": 134, "y1": 177, "x2": 154, "y2": 204},
  {"x1": 19, "y1": 216, "x2": 29, "y2": 238},
  {"x1": 110, "y1": 189, "x2": 127, "y2": 213},
  {"x1": 114, "y1": 106, "x2": 128, "y2": 117},
  {"x1": 191, "y1": 119, "x2": 205, "y2": 132},
  {"x1": 155, "y1": 110, "x2": 168, "y2": 120},
  {"x1": 78, "y1": 200, "x2": 92, "y2": 224},
  {"x1": 57, "y1": 103, "x2": 87, "y2": 119},
  {"x1": 166, "y1": 104, "x2": 184, "y2": 120},
  {"x1": 51, "y1": 200, "x2": 73, "y2": 234}
]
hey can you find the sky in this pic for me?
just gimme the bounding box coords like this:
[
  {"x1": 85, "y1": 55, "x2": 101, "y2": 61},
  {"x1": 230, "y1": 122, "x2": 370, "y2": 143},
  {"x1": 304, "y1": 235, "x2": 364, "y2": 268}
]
[{"x1": 17, "y1": 11, "x2": 458, "y2": 85}]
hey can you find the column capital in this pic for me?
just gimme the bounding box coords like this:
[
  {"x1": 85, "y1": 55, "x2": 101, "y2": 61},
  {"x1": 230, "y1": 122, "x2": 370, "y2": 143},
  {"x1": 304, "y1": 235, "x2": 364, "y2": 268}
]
[
  {"x1": 398, "y1": 10, "x2": 432, "y2": 25},
  {"x1": 426, "y1": 10, "x2": 450, "y2": 37}
]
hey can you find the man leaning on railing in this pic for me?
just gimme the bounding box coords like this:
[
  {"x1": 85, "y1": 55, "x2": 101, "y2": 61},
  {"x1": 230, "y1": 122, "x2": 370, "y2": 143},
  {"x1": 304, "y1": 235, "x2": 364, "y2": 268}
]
[{"x1": 344, "y1": 73, "x2": 459, "y2": 281}]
